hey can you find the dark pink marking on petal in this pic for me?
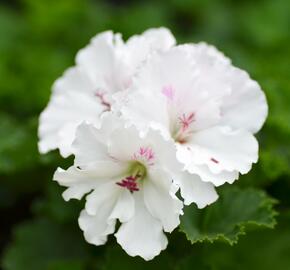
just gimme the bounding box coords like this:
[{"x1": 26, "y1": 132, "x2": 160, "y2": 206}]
[
  {"x1": 210, "y1": 158, "x2": 219, "y2": 164},
  {"x1": 95, "y1": 91, "x2": 111, "y2": 111}
]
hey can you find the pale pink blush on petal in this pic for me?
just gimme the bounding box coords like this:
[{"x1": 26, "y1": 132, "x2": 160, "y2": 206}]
[{"x1": 162, "y1": 85, "x2": 175, "y2": 101}]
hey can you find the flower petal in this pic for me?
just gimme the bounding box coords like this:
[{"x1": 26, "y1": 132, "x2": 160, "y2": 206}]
[
  {"x1": 115, "y1": 191, "x2": 168, "y2": 261},
  {"x1": 53, "y1": 162, "x2": 127, "y2": 201},
  {"x1": 220, "y1": 68, "x2": 268, "y2": 133},
  {"x1": 187, "y1": 163, "x2": 239, "y2": 187},
  {"x1": 143, "y1": 168, "x2": 183, "y2": 232},
  {"x1": 78, "y1": 209, "x2": 116, "y2": 246},
  {"x1": 109, "y1": 189, "x2": 135, "y2": 223},
  {"x1": 189, "y1": 43, "x2": 268, "y2": 133},
  {"x1": 177, "y1": 143, "x2": 240, "y2": 186},
  {"x1": 108, "y1": 126, "x2": 143, "y2": 161},
  {"x1": 85, "y1": 182, "x2": 135, "y2": 222},
  {"x1": 85, "y1": 182, "x2": 119, "y2": 215},
  {"x1": 125, "y1": 27, "x2": 176, "y2": 70},
  {"x1": 76, "y1": 31, "x2": 118, "y2": 87},
  {"x1": 72, "y1": 121, "x2": 118, "y2": 167},
  {"x1": 176, "y1": 171, "x2": 218, "y2": 207},
  {"x1": 38, "y1": 67, "x2": 103, "y2": 157},
  {"x1": 189, "y1": 126, "x2": 259, "y2": 174}
]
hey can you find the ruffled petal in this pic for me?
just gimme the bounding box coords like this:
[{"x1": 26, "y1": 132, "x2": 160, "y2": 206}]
[
  {"x1": 108, "y1": 126, "x2": 144, "y2": 161},
  {"x1": 187, "y1": 163, "x2": 239, "y2": 187},
  {"x1": 76, "y1": 31, "x2": 118, "y2": 88},
  {"x1": 188, "y1": 43, "x2": 268, "y2": 133},
  {"x1": 108, "y1": 189, "x2": 135, "y2": 223},
  {"x1": 189, "y1": 126, "x2": 258, "y2": 174},
  {"x1": 175, "y1": 171, "x2": 218, "y2": 207},
  {"x1": 178, "y1": 126, "x2": 258, "y2": 186},
  {"x1": 220, "y1": 68, "x2": 268, "y2": 133},
  {"x1": 115, "y1": 192, "x2": 168, "y2": 261},
  {"x1": 85, "y1": 182, "x2": 135, "y2": 222},
  {"x1": 177, "y1": 143, "x2": 240, "y2": 186},
  {"x1": 53, "y1": 162, "x2": 127, "y2": 201},
  {"x1": 143, "y1": 168, "x2": 183, "y2": 232},
  {"x1": 125, "y1": 27, "x2": 176, "y2": 70},
  {"x1": 72, "y1": 121, "x2": 115, "y2": 167},
  {"x1": 85, "y1": 182, "x2": 119, "y2": 215},
  {"x1": 79, "y1": 187, "x2": 134, "y2": 247},
  {"x1": 38, "y1": 67, "x2": 103, "y2": 157},
  {"x1": 78, "y1": 209, "x2": 116, "y2": 246},
  {"x1": 118, "y1": 90, "x2": 170, "y2": 136}
]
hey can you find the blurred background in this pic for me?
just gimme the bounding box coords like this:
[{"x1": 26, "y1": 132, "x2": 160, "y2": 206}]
[{"x1": 0, "y1": 0, "x2": 290, "y2": 269}]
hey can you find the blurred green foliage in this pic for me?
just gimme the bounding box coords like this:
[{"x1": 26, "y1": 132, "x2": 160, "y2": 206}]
[{"x1": 0, "y1": 0, "x2": 290, "y2": 269}]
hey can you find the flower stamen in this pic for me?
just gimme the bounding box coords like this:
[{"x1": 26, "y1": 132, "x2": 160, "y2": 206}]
[
  {"x1": 116, "y1": 175, "x2": 140, "y2": 192},
  {"x1": 173, "y1": 112, "x2": 195, "y2": 144},
  {"x1": 132, "y1": 147, "x2": 155, "y2": 166},
  {"x1": 178, "y1": 112, "x2": 195, "y2": 132},
  {"x1": 116, "y1": 161, "x2": 147, "y2": 193}
]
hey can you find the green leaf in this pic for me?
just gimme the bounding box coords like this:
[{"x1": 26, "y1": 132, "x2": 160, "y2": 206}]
[
  {"x1": 2, "y1": 218, "x2": 90, "y2": 270},
  {"x1": 176, "y1": 215, "x2": 290, "y2": 270},
  {"x1": 180, "y1": 187, "x2": 277, "y2": 245},
  {"x1": 202, "y1": 214, "x2": 290, "y2": 270}
]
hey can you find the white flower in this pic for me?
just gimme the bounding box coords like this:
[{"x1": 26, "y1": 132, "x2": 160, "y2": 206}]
[
  {"x1": 53, "y1": 114, "x2": 184, "y2": 260},
  {"x1": 116, "y1": 44, "x2": 268, "y2": 200},
  {"x1": 38, "y1": 28, "x2": 176, "y2": 157}
]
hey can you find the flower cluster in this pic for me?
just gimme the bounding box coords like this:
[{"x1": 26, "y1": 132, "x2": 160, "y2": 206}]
[{"x1": 38, "y1": 28, "x2": 268, "y2": 260}]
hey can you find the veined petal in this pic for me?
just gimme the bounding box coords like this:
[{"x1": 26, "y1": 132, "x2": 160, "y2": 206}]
[{"x1": 115, "y1": 191, "x2": 168, "y2": 261}]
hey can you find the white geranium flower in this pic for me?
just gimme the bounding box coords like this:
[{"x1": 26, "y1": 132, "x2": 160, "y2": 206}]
[
  {"x1": 38, "y1": 28, "x2": 175, "y2": 157},
  {"x1": 116, "y1": 44, "x2": 268, "y2": 200},
  {"x1": 53, "y1": 114, "x2": 185, "y2": 260}
]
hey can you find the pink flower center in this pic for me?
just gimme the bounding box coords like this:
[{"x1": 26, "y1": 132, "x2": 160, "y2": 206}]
[
  {"x1": 116, "y1": 147, "x2": 154, "y2": 192},
  {"x1": 132, "y1": 147, "x2": 155, "y2": 166},
  {"x1": 179, "y1": 112, "x2": 195, "y2": 132},
  {"x1": 174, "y1": 112, "x2": 195, "y2": 144}
]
